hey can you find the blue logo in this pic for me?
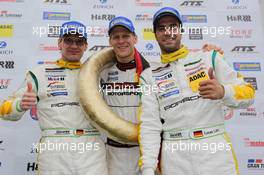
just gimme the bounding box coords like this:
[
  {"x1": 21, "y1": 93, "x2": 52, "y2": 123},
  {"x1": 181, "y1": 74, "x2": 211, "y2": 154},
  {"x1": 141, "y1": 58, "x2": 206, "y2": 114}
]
[
  {"x1": 0, "y1": 41, "x2": 7, "y2": 49},
  {"x1": 43, "y1": 12, "x2": 71, "y2": 20},
  {"x1": 100, "y1": 0, "x2": 107, "y2": 3},
  {"x1": 146, "y1": 43, "x2": 153, "y2": 50},
  {"x1": 232, "y1": 0, "x2": 239, "y2": 5}
]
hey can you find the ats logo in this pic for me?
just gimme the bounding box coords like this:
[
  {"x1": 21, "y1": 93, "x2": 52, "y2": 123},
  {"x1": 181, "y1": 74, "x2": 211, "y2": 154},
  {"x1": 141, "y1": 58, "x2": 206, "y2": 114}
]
[
  {"x1": 0, "y1": 24, "x2": 14, "y2": 37},
  {"x1": 231, "y1": 46, "x2": 256, "y2": 53},
  {"x1": 247, "y1": 159, "x2": 264, "y2": 169},
  {"x1": 89, "y1": 45, "x2": 109, "y2": 52},
  {"x1": 244, "y1": 138, "x2": 264, "y2": 147},
  {"x1": 0, "y1": 79, "x2": 11, "y2": 90},
  {"x1": 180, "y1": 1, "x2": 204, "y2": 7}
]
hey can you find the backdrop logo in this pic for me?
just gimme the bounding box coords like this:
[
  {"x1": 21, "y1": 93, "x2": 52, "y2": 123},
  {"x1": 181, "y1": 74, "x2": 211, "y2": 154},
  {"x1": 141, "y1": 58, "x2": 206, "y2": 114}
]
[
  {"x1": 189, "y1": 28, "x2": 203, "y2": 40},
  {"x1": 43, "y1": 0, "x2": 70, "y2": 5},
  {"x1": 93, "y1": 0, "x2": 113, "y2": 9},
  {"x1": 227, "y1": 15, "x2": 251, "y2": 22},
  {"x1": 244, "y1": 138, "x2": 264, "y2": 147},
  {"x1": 0, "y1": 79, "x2": 11, "y2": 90},
  {"x1": 247, "y1": 159, "x2": 264, "y2": 169},
  {"x1": 47, "y1": 25, "x2": 60, "y2": 37},
  {"x1": 27, "y1": 162, "x2": 38, "y2": 172},
  {"x1": 135, "y1": 14, "x2": 152, "y2": 22},
  {"x1": 0, "y1": 24, "x2": 13, "y2": 37},
  {"x1": 0, "y1": 10, "x2": 22, "y2": 18},
  {"x1": 230, "y1": 29, "x2": 252, "y2": 39},
  {"x1": 145, "y1": 43, "x2": 153, "y2": 50},
  {"x1": 0, "y1": 41, "x2": 7, "y2": 48},
  {"x1": 91, "y1": 14, "x2": 115, "y2": 21},
  {"x1": 135, "y1": 0, "x2": 162, "y2": 7},
  {"x1": 89, "y1": 45, "x2": 110, "y2": 52},
  {"x1": 0, "y1": 140, "x2": 4, "y2": 151},
  {"x1": 243, "y1": 77, "x2": 257, "y2": 90},
  {"x1": 181, "y1": 15, "x2": 207, "y2": 23},
  {"x1": 43, "y1": 11, "x2": 71, "y2": 20},
  {"x1": 232, "y1": 0, "x2": 239, "y2": 5},
  {"x1": 180, "y1": 1, "x2": 204, "y2": 7},
  {"x1": 231, "y1": 46, "x2": 256, "y2": 53},
  {"x1": 39, "y1": 44, "x2": 59, "y2": 51},
  {"x1": 233, "y1": 62, "x2": 261, "y2": 71},
  {"x1": 239, "y1": 107, "x2": 257, "y2": 117},
  {"x1": 143, "y1": 28, "x2": 155, "y2": 40},
  {"x1": 0, "y1": 61, "x2": 14, "y2": 69},
  {"x1": 0, "y1": 0, "x2": 24, "y2": 2},
  {"x1": 140, "y1": 43, "x2": 160, "y2": 57},
  {"x1": 88, "y1": 26, "x2": 108, "y2": 37}
]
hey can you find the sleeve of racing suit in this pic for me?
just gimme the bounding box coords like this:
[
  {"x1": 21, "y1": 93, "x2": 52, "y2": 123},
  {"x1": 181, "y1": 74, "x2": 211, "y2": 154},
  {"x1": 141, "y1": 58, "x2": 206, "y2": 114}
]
[
  {"x1": 212, "y1": 51, "x2": 255, "y2": 108},
  {"x1": 0, "y1": 71, "x2": 38, "y2": 121},
  {"x1": 138, "y1": 68, "x2": 162, "y2": 174}
]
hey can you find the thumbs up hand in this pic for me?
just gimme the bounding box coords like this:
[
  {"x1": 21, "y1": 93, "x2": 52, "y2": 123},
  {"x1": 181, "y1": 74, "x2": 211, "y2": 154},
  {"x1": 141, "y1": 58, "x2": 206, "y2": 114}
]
[
  {"x1": 198, "y1": 68, "x2": 225, "y2": 100},
  {"x1": 20, "y1": 82, "x2": 37, "y2": 111}
]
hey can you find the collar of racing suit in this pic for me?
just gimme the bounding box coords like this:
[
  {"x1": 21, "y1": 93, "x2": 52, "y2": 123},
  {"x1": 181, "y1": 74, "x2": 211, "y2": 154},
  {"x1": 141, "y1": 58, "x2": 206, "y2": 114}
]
[
  {"x1": 116, "y1": 59, "x2": 136, "y2": 71},
  {"x1": 161, "y1": 45, "x2": 189, "y2": 64},
  {"x1": 56, "y1": 58, "x2": 81, "y2": 69},
  {"x1": 116, "y1": 48, "x2": 144, "y2": 82}
]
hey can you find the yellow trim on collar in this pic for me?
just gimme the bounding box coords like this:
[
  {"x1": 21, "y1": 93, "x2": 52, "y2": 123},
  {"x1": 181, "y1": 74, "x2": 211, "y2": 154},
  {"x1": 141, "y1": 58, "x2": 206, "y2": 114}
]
[
  {"x1": 56, "y1": 58, "x2": 81, "y2": 69},
  {"x1": 161, "y1": 46, "x2": 189, "y2": 64}
]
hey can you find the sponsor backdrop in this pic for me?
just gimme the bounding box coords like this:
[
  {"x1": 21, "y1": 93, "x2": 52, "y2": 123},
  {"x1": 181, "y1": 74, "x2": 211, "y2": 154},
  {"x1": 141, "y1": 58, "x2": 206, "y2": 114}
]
[{"x1": 0, "y1": 0, "x2": 264, "y2": 174}]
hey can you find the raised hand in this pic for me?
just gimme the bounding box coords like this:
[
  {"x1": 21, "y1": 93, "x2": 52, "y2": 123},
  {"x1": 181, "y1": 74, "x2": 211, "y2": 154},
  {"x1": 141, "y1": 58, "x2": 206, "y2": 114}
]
[
  {"x1": 20, "y1": 82, "x2": 37, "y2": 111},
  {"x1": 202, "y1": 43, "x2": 224, "y2": 55},
  {"x1": 198, "y1": 68, "x2": 225, "y2": 100}
]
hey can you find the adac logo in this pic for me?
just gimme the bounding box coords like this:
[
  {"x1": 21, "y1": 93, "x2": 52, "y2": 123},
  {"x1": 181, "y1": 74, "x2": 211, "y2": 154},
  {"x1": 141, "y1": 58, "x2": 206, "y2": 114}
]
[
  {"x1": 145, "y1": 43, "x2": 153, "y2": 50},
  {"x1": 247, "y1": 159, "x2": 264, "y2": 169},
  {"x1": 232, "y1": 0, "x2": 239, "y2": 5},
  {"x1": 30, "y1": 105, "x2": 38, "y2": 121},
  {"x1": 143, "y1": 28, "x2": 155, "y2": 40},
  {"x1": 0, "y1": 41, "x2": 7, "y2": 48},
  {"x1": 0, "y1": 24, "x2": 14, "y2": 37}
]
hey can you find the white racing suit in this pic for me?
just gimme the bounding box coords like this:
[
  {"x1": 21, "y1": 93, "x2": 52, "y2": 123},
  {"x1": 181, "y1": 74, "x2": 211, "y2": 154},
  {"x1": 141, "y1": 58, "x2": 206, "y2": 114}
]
[
  {"x1": 139, "y1": 50, "x2": 255, "y2": 175},
  {"x1": 0, "y1": 62, "x2": 108, "y2": 175},
  {"x1": 100, "y1": 57, "x2": 150, "y2": 175}
]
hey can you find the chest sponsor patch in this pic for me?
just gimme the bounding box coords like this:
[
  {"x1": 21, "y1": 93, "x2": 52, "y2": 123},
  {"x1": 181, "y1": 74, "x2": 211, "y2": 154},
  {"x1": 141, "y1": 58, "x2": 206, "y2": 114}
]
[{"x1": 188, "y1": 70, "x2": 209, "y2": 92}]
